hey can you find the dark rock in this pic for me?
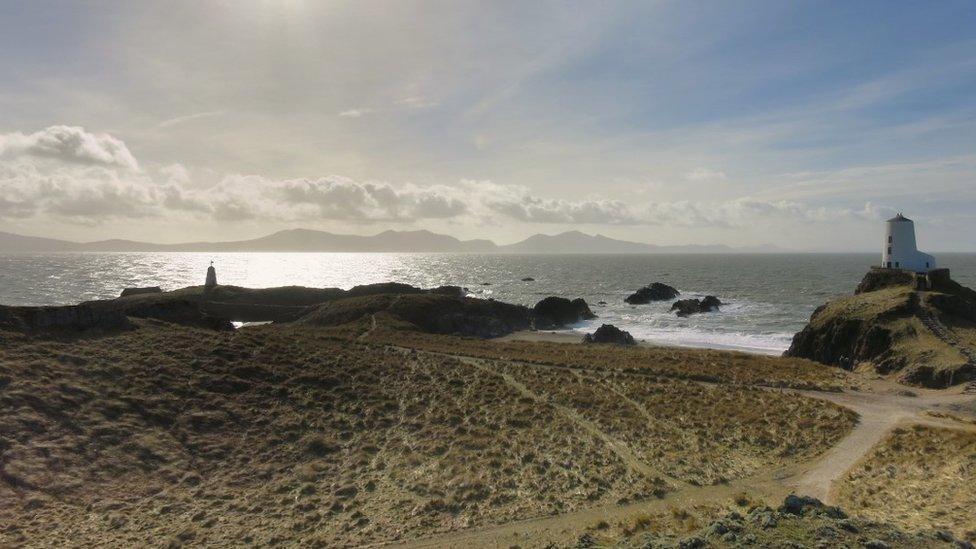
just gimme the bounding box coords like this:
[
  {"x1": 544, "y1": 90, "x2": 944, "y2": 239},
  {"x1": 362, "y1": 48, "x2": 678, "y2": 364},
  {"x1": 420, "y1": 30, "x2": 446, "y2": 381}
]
[
  {"x1": 119, "y1": 299, "x2": 234, "y2": 331},
  {"x1": 521, "y1": 277, "x2": 535, "y2": 281},
  {"x1": 429, "y1": 285, "x2": 467, "y2": 298},
  {"x1": 625, "y1": 282, "x2": 680, "y2": 304},
  {"x1": 582, "y1": 324, "x2": 636, "y2": 345},
  {"x1": 532, "y1": 297, "x2": 597, "y2": 330},
  {"x1": 671, "y1": 296, "x2": 722, "y2": 317},
  {"x1": 346, "y1": 282, "x2": 426, "y2": 298},
  {"x1": 780, "y1": 494, "x2": 822, "y2": 515},
  {"x1": 302, "y1": 293, "x2": 531, "y2": 338},
  {"x1": 120, "y1": 287, "x2": 162, "y2": 297},
  {"x1": 856, "y1": 268, "x2": 916, "y2": 294},
  {"x1": 864, "y1": 540, "x2": 890, "y2": 549},
  {"x1": 700, "y1": 295, "x2": 722, "y2": 310},
  {"x1": 0, "y1": 304, "x2": 132, "y2": 332}
]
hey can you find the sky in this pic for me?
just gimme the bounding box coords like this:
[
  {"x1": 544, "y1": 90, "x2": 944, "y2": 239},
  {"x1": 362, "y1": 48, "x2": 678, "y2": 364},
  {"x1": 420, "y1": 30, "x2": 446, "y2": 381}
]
[{"x1": 1, "y1": 0, "x2": 975, "y2": 251}]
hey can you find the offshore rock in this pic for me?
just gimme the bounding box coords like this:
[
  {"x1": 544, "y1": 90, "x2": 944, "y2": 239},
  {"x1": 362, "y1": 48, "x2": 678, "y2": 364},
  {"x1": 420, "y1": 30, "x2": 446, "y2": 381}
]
[
  {"x1": 625, "y1": 282, "x2": 680, "y2": 304},
  {"x1": 532, "y1": 297, "x2": 597, "y2": 330}
]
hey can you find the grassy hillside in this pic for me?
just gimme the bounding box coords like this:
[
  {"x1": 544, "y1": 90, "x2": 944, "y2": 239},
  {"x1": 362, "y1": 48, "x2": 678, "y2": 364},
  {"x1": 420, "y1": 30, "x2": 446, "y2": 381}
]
[
  {"x1": 0, "y1": 320, "x2": 855, "y2": 547},
  {"x1": 786, "y1": 274, "x2": 976, "y2": 387}
]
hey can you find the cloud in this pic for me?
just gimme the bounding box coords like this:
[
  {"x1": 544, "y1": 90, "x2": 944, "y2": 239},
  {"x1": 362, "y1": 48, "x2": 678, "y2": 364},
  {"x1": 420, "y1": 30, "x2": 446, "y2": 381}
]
[
  {"x1": 338, "y1": 109, "x2": 372, "y2": 118},
  {"x1": 0, "y1": 126, "x2": 140, "y2": 171},
  {"x1": 396, "y1": 96, "x2": 438, "y2": 109},
  {"x1": 268, "y1": 176, "x2": 467, "y2": 221},
  {"x1": 0, "y1": 158, "x2": 158, "y2": 220},
  {"x1": 0, "y1": 125, "x2": 930, "y2": 237},
  {"x1": 486, "y1": 194, "x2": 638, "y2": 224},
  {"x1": 684, "y1": 167, "x2": 727, "y2": 182},
  {"x1": 155, "y1": 110, "x2": 226, "y2": 129}
]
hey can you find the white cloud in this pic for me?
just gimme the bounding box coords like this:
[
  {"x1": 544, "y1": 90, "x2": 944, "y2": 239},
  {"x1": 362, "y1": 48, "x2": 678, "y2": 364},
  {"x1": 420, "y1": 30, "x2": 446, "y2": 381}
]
[
  {"x1": 338, "y1": 108, "x2": 372, "y2": 118},
  {"x1": 1, "y1": 125, "x2": 958, "y2": 244},
  {"x1": 684, "y1": 167, "x2": 727, "y2": 182},
  {"x1": 155, "y1": 110, "x2": 226, "y2": 129},
  {"x1": 0, "y1": 126, "x2": 139, "y2": 171},
  {"x1": 396, "y1": 96, "x2": 438, "y2": 109}
]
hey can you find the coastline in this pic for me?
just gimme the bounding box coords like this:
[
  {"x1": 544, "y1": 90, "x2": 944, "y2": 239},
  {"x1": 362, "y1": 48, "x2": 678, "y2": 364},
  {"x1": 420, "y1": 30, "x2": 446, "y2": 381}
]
[{"x1": 497, "y1": 328, "x2": 784, "y2": 355}]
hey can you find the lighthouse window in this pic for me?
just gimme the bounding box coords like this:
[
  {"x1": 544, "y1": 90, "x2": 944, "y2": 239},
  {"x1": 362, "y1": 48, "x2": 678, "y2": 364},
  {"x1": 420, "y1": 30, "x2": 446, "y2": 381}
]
[
  {"x1": 887, "y1": 247, "x2": 892, "y2": 255},
  {"x1": 888, "y1": 236, "x2": 892, "y2": 243}
]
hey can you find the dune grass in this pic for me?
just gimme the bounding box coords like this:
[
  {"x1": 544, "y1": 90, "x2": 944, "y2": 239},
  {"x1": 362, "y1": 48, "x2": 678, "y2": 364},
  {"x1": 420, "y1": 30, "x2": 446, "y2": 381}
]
[{"x1": 837, "y1": 424, "x2": 976, "y2": 542}]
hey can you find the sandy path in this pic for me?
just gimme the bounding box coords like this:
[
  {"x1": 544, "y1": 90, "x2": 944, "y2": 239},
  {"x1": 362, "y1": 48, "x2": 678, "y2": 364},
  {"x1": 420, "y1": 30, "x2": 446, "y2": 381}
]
[{"x1": 789, "y1": 388, "x2": 976, "y2": 502}]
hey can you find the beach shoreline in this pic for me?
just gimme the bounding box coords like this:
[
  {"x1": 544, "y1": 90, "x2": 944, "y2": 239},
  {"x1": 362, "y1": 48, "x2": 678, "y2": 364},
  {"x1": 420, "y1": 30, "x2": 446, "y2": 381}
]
[{"x1": 498, "y1": 328, "x2": 784, "y2": 355}]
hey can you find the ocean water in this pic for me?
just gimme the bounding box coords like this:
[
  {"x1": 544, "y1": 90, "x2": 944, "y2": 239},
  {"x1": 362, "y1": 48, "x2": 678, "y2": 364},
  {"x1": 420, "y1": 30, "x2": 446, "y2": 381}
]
[{"x1": 2, "y1": 252, "x2": 975, "y2": 355}]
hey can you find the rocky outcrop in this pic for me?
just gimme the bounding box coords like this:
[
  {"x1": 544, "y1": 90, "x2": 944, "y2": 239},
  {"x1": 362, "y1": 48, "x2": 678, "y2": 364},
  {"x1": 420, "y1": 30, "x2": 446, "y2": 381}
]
[
  {"x1": 0, "y1": 304, "x2": 131, "y2": 332},
  {"x1": 106, "y1": 299, "x2": 234, "y2": 331},
  {"x1": 532, "y1": 297, "x2": 597, "y2": 329},
  {"x1": 787, "y1": 270, "x2": 976, "y2": 387},
  {"x1": 671, "y1": 296, "x2": 722, "y2": 317},
  {"x1": 301, "y1": 293, "x2": 531, "y2": 338},
  {"x1": 582, "y1": 324, "x2": 636, "y2": 345},
  {"x1": 611, "y1": 496, "x2": 945, "y2": 549},
  {"x1": 73, "y1": 282, "x2": 475, "y2": 327},
  {"x1": 855, "y1": 268, "x2": 915, "y2": 294},
  {"x1": 120, "y1": 287, "x2": 162, "y2": 297},
  {"x1": 625, "y1": 282, "x2": 679, "y2": 304}
]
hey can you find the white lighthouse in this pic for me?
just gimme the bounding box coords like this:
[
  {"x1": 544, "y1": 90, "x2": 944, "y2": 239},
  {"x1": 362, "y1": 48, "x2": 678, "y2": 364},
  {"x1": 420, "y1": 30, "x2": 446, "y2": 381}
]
[{"x1": 882, "y1": 214, "x2": 936, "y2": 272}]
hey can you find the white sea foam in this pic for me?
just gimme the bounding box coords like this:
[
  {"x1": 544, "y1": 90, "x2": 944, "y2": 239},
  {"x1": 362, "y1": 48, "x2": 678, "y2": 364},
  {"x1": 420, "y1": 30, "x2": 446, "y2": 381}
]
[{"x1": 573, "y1": 292, "x2": 795, "y2": 355}]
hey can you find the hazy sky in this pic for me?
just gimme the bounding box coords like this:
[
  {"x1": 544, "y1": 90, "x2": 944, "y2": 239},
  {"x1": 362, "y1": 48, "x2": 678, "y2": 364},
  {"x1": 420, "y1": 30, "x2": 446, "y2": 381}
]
[{"x1": 1, "y1": 1, "x2": 975, "y2": 250}]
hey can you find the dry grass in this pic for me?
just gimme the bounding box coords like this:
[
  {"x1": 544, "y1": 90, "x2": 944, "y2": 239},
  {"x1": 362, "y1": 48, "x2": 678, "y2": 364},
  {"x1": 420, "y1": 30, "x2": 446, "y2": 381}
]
[
  {"x1": 0, "y1": 320, "x2": 856, "y2": 546},
  {"x1": 837, "y1": 424, "x2": 976, "y2": 541},
  {"x1": 363, "y1": 324, "x2": 852, "y2": 391},
  {"x1": 811, "y1": 286, "x2": 914, "y2": 327}
]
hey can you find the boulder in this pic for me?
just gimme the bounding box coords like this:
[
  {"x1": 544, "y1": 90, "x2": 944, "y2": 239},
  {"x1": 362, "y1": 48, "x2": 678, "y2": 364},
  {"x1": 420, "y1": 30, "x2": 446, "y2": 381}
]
[
  {"x1": 671, "y1": 296, "x2": 722, "y2": 317},
  {"x1": 532, "y1": 296, "x2": 597, "y2": 330},
  {"x1": 701, "y1": 295, "x2": 722, "y2": 310},
  {"x1": 120, "y1": 287, "x2": 162, "y2": 297},
  {"x1": 521, "y1": 277, "x2": 535, "y2": 282},
  {"x1": 778, "y1": 495, "x2": 845, "y2": 518},
  {"x1": 582, "y1": 324, "x2": 636, "y2": 345},
  {"x1": 625, "y1": 282, "x2": 680, "y2": 304}
]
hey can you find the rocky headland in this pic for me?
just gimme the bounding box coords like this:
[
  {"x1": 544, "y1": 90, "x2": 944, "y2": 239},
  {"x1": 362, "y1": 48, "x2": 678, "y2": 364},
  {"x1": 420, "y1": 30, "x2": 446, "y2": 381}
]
[{"x1": 786, "y1": 268, "x2": 976, "y2": 388}]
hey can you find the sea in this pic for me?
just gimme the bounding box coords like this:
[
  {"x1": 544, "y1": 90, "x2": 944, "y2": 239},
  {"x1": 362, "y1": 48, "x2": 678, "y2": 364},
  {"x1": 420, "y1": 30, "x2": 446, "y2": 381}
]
[{"x1": 2, "y1": 252, "x2": 975, "y2": 355}]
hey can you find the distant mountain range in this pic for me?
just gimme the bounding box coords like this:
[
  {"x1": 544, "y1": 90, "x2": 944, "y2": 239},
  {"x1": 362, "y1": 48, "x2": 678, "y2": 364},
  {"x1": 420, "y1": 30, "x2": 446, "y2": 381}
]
[{"x1": 0, "y1": 228, "x2": 787, "y2": 254}]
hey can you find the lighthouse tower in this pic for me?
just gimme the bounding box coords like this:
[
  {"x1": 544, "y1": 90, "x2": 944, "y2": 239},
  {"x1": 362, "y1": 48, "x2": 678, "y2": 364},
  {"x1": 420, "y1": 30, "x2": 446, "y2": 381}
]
[{"x1": 882, "y1": 214, "x2": 936, "y2": 272}]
